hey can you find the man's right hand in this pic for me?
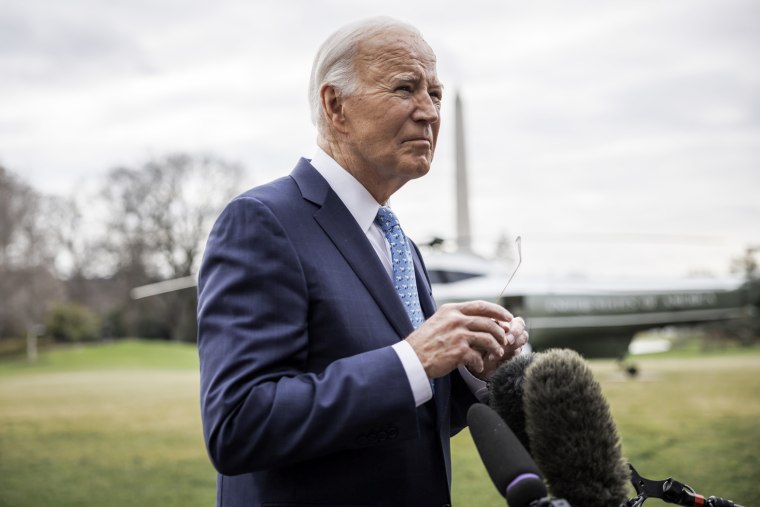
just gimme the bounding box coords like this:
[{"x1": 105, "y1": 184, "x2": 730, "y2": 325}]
[{"x1": 405, "y1": 300, "x2": 518, "y2": 379}]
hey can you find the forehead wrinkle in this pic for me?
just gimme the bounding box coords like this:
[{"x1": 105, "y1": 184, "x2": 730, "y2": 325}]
[
  {"x1": 354, "y1": 32, "x2": 438, "y2": 81},
  {"x1": 393, "y1": 70, "x2": 440, "y2": 84},
  {"x1": 357, "y1": 52, "x2": 440, "y2": 90}
]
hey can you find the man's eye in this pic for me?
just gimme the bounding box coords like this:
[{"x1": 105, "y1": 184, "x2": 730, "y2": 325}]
[{"x1": 396, "y1": 85, "x2": 413, "y2": 93}]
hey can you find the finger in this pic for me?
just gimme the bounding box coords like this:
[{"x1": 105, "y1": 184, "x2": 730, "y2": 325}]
[
  {"x1": 510, "y1": 316, "x2": 526, "y2": 330},
  {"x1": 466, "y1": 330, "x2": 505, "y2": 359},
  {"x1": 462, "y1": 349, "x2": 486, "y2": 373},
  {"x1": 503, "y1": 330, "x2": 528, "y2": 353},
  {"x1": 481, "y1": 348, "x2": 504, "y2": 364},
  {"x1": 503, "y1": 317, "x2": 527, "y2": 344},
  {"x1": 514, "y1": 329, "x2": 529, "y2": 348},
  {"x1": 459, "y1": 300, "x2": 512, "y2": 322},
  {"x1": 466, "y1": 315, "x2": 508, "y2": 347},
  {"x1": 500, "y1": 315, "x2": 524, "y2": 332}
]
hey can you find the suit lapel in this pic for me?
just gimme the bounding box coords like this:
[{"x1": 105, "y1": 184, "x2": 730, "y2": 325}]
[
  {"x1": 292, "y1": 158, "x2": 446, "y2": 413},
  {"x1": 291, "y1": 159, "x2": 415, "y2": 340}
]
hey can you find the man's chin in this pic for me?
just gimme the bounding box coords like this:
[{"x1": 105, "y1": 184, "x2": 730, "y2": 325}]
[
  {"x1": 402, "y1": 163, "x2": 432, "y2": 181},
  {"x1": 400, "y1": 153, "x2": 434, "y2": 176}
]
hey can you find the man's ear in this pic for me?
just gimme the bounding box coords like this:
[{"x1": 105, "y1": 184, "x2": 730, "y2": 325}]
[{"x1": 320, "y1": 84, "x2": 349, "y2": 134}]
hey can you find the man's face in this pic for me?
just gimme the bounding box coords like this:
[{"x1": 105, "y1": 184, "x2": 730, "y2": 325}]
[{"x1": 338, "y1": 30, "x2": 442, "y2": 198}]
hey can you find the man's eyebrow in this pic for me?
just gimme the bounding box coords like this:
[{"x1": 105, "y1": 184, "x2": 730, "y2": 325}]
[
  {"x1": 392, "y1": 72, "x2": 444, "y2": 89},
  {"x1": 392, "y1": 72, "x2": 419, "y2": 82}
]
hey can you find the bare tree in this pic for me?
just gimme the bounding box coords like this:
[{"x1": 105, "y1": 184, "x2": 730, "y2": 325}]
[
  {"x1": 46, "y1": 195, "x2": 99, "y2": 279},
  {"x1": 0, "y1": 155, "x2": 244, "y2": 342},
  {"x1": 98, "y1": 153, "x2": 244, "y2": 340},
  {"x1": 0, "y1": 166, "x2": 51, "y2": 268},
  {"x1": 101, "y1": 153, "x2": 243, "y2": 281},
  {"x1": 0, "y1": 265, "x2": 65, "y2": 347},
  {"x1": 731, "y1": 245, "x2": 759, "y2": 280},
  {"x1": 0, "y1": 166, "x2": 65, "y2": 345}
]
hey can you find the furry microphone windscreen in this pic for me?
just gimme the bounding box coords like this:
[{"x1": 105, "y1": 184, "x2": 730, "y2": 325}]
[
  {"x1": 488, "y1": 351, "x2": 535, "y2": 452},
  {"x1": 523, "y1": 348, "x2": 631, "y2": 507}
]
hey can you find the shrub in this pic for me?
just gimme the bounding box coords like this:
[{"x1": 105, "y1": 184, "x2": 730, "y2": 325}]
[{"x1": 45, "y1": 304, "x2": 100, "y2": 343}]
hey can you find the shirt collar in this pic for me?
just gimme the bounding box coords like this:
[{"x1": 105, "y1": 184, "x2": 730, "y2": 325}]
[{"x1": 310, "y1": 147, "x2": 383, "y2": 233}]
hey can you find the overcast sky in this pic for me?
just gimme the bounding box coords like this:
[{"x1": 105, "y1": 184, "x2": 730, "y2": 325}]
[{"x1": 2, "y1": 0, "x2": 758, "y2": 279}]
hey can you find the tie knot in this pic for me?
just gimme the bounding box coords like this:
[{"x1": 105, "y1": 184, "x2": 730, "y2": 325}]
[{"x1": 375, "y1": 206, "x2": 400, "y2": 234}]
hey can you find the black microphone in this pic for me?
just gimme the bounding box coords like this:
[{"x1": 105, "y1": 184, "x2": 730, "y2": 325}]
[
  {"x1": 522, "y1": 349, "x2": 631, "y2": 507},
  {"x1": 467, "y1": 403, "x2": 569, "y2": 507},
  {"x1": 488, "y1": 351, "x2": 535, "y2": 452}
]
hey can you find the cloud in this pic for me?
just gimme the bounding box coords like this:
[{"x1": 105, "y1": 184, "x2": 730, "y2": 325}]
[{"x1": 0, "y1": 0, "x2": 758, "y2": 277}]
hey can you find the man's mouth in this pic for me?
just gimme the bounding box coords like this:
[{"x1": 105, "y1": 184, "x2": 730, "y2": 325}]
[{"x1": 403, "y1": 137, "x2": 432, "y2": 146}]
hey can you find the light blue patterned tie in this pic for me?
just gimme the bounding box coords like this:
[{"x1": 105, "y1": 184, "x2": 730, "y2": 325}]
[{"x1": 375, "y1": 206, "x2": 425, "y2": 329}]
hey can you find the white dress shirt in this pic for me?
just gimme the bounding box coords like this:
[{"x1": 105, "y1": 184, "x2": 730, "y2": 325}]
[{"x1": 309, "y1": 147, "x2": 488, "y2": 406}]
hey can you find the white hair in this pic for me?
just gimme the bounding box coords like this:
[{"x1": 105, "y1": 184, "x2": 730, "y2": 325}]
[{"x1": 308, "y1": 17, "x2": 422, "y2": 132}]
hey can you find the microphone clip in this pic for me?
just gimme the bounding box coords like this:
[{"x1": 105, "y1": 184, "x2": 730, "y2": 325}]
[
  {"x1": 625, "y1": 464, "x2": 743, "y2": 507},
  {"x1": 625, "y1": 463, "x2": 701, "y2": 506}
]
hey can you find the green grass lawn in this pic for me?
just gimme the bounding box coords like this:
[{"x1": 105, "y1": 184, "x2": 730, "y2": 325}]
[
  {"x1": 0, "y1": 341, "x2": 215, "y2": 507},
  {"x1": 1, "y1": 339, "x2": 758, "y2": 506}
]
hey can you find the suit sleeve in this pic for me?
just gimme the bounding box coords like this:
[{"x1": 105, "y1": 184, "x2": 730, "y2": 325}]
[
  {"x1": 449, "y1": 369, "x2": 479, "y2": 436},
  {"x1": 197, "y1": 196, "x2": 420, "y2": 476}
]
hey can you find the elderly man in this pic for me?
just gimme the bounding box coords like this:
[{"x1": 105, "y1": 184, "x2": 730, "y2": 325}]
[{"x1": 198, "y1": 17, "x2": 528, "y2": 507}]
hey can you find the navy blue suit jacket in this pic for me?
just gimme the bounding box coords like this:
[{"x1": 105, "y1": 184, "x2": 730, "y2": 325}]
[{"x1": 197, "y1": 158, "x2": 477, "y2": 506}]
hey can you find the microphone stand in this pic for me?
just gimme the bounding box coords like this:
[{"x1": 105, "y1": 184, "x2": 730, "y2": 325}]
[{"x1": 624, "y1": 464, "x2": 744, "y2": 507}]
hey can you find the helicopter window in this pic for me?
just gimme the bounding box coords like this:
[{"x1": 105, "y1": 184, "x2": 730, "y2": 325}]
[{"x1": 427, "y1": 270, "x2": 482, "y2": 284}]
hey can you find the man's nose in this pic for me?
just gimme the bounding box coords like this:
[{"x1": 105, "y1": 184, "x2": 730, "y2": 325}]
[{"x1": 412, "y1": 92, "x2": 440, "y2": 123}]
